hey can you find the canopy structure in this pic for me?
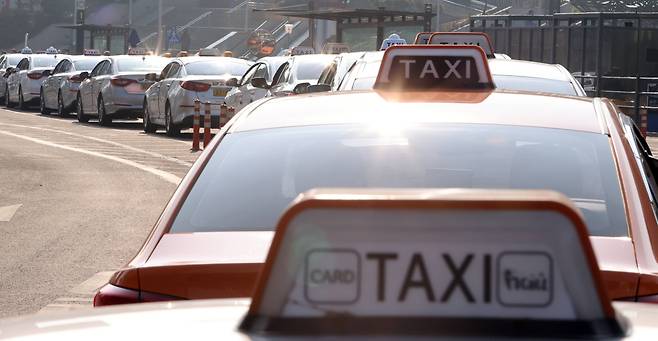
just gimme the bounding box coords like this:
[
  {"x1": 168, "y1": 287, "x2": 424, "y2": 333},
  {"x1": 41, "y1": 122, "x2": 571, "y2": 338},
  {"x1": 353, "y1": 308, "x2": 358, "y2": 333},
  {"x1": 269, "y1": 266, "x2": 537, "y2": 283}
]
[
  {"x1": 254, "y1": 6, "x2": 434, "y2": 50},
  {"x1": 60, "y1": 24, "x2": 133, "y2": 55}
]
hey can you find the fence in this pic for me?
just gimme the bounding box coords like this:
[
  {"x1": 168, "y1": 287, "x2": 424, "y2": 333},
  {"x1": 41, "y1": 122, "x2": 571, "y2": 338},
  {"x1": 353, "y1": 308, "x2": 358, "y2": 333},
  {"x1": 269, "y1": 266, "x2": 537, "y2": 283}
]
[{"x1": 470, "y1": 12, "x2": 658, "y2": 131}]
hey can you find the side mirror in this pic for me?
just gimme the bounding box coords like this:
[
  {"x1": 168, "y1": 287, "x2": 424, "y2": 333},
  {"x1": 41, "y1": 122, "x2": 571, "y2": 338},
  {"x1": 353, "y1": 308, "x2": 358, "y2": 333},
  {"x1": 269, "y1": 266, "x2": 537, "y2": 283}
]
[
  {"x1": 43, "y1": 70, "x2": 53, "y2": 77},
  {"x1": 225, "y1": 77, "x2": 238, "y2": 87},
  {"x1": 293, "y1": 82, "x2": 311, "y2": 95},
  {"x1": 79, "y1": 71, "x2": 89, "y2": 80},
  {"x1": 144, "y1": 73, "x2": 158, "y2": 82},
  {"x1": 251, "y1": 77, "x2": 270, "y2": 89},
  {"x1": 306, "y1": 84, "x2": 331, "y2": 93}
]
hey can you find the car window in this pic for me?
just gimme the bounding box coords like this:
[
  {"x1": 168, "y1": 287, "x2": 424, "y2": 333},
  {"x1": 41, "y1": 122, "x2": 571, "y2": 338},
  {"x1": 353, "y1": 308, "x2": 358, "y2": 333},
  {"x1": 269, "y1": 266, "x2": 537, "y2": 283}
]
[
  {"x1": 159, "y1": 63, "x2": 173, "y2": 80},
  {"x1": 292, "y1": 59, "x2": 332, "y2": 81},
  {"x1": 171, "y1": 124, "x2": 628, "y2": 237},
  {"x1": 58, "y1": 60, "x2": 72, "y2": 73},
  {"x1": 239, "y1": 63, "x2": 259, "y2": 86},
  {"x1": 165, "y1": 62, "x2": 181, "y2": 78},
  {"x1": 90, "y1": 61, "x2": 105, "y2": 77},
  {"x1": 52, "y1": 60, "x2": 65, "y2": 74},
  {"x1": 7, "y1": 55, "x2": 23, "y2": 67},
  {"x1": 624, "y1": 117, "x2": 658, "y2": 221},
  {"x1": 318, "y1": 62, "x2": 337, "y2": 86},
  {"x1": 17, "y1": 58, "x2": 28, "y2": 70},
  {"x1": 253, "y1": 63, "x2": 268, "y2": 80},
  {"x1": 493, "y1": 75, "x2": 578, "y2": 96},
  {"x1": 271, "y1": 63, "x2": 288, "y2": 86},
  {"x1": 184, "y1": 61, "x2": 251, "y2": 76},
  {"x1": 31, "y1": 56, "x2": 60, "y2": 68}
]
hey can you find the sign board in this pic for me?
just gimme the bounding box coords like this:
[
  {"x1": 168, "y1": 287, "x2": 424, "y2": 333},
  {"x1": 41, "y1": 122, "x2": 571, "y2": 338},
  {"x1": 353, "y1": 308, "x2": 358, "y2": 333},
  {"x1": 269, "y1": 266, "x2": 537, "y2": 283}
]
[
  {"x1": 168, "y1": 27, "x2": 181, "y2": 44},
  {"x1": 291, "y1": 46, "x2": 315, "y2": 56},
  {"x1": 429, "y1": 32, "x2": 495, "y2": 58},
  {"x1": 322, "y1": 43, "x2": 350, "y2": 55},
  {"x1": 380, "y1": 33, "x2": 407, "y2": 51},
  {"x1": 414, "y1": 32, "x2": 433, "y2": 45},
  {"x1": 374, "y1": 45, "x2": 494, "y2": 91},
  {"x1": 76, "y1": 0, "x2": 85, "y2": 10}
]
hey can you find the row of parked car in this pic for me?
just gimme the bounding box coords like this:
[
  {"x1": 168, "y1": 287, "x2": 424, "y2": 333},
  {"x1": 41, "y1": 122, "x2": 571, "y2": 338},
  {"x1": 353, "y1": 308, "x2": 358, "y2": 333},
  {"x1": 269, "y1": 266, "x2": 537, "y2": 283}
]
[{"x1": 0, "y1": 40, "x2": 586, "y2": 140}]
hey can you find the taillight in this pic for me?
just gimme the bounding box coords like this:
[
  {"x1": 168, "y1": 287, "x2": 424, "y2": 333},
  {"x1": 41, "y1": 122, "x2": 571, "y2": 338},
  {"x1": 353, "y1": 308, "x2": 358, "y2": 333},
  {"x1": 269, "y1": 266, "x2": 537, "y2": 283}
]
[
  {"x1": 110, "y1": 77, "x2": 137, "y2": 87},
  {"x1": 93, "y1": 283, "x2": 182, "y2": 306},
  {"x1": 181, "y1": 81, "x2": 211, "y2": 92},
  {"x1": 69, "y1": 74, "x2": 83, "y2": 83},
  {"x1": 27, "y1": 72, "x2": 44, "y2": 80}
]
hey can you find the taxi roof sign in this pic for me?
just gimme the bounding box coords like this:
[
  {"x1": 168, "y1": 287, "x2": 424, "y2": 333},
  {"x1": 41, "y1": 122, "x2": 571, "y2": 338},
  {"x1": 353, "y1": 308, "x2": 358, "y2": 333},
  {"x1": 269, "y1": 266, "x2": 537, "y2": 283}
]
[
  {"x1": 429, "y1": 32, "x2": 495, "y2": 58},
  {"x1": 83, "y1": 49, "x2": 100, "y2": 56},
  {"x1": 291, "y1": 46, "x2": 315, "y2": 56},
  {"x1": 414, "y1": 32, "x2": 433, "y2": 45},
  {"x1": 128, "y1": 47, "x2": 149, "y2": 55},
  {"x1": 240, "y1": 188, "x2": 626, "y2": 338},
  {"x1": 374, "y1": 45, "x2": 495, "y2": 91},
  {"x1": 380, "y1": 33, "x2": 407, "y2": 50}
]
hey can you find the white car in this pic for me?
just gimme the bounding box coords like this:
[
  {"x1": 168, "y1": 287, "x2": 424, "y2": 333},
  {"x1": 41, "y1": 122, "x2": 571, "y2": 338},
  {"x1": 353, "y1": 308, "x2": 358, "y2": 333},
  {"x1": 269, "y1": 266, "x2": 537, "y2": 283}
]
[
  {"x1": 77, "y1": 54, "x2": 168, "y2": 125},
  {"x1": 223, "y1": 56, "x2": 288, "y2": 113},
  {"x1": 143, "y1": 56, "x2": 252, "y2": 135},
  {"x1": 40, "y1": 55, "x2": 106, "y2": 116},
  {"x1": 5, "y1": 53, "x2": 66, "y2": 109},
  {"x1": 263, "y1": 54, "x2": 336, "y2": 97},
  {"x1": 0, "y1": 53, "x2": 26, "y2": 103}
]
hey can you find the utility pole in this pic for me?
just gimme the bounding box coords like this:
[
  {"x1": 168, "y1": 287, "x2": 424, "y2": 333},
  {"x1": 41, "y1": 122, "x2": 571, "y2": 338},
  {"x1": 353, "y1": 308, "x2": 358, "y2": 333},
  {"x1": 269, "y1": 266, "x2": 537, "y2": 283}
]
[
  {"x1": 129, "y1": 0, "x2": 133, "y2": 25},
  {"x1": 436, "y1": 0, "x2": 441, "y2": 31},
  {"x1": 244, "y1": 1, "x2": 249, "y2": 31},
  {"x1": 157, "y1": 0, "x2": 163, "y2": 54}
]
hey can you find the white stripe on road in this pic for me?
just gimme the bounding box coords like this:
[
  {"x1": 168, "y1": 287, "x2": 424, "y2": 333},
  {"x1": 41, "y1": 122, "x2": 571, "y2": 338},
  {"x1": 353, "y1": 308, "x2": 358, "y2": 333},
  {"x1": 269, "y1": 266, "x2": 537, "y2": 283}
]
[
  {"x1": 0, "y1": 129, "x2": 181, "y2": 184},
  {"x1": 0, "y1": 204, "x2": 21, "y2": 222},
  {"x1": 0, "y1": 123, "x2": 193, "y2": 167}
]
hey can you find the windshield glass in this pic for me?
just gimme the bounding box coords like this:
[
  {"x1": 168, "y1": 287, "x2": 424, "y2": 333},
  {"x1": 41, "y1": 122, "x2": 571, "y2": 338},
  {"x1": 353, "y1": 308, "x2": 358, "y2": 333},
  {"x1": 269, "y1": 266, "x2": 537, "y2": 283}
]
[
  {"x1": 31, "y1": 56, "x2": 60, "y2": 68},
  {"x1": 185, "y1": 61, "x2": 251, "y2": 76},
  {"x1": 172, "y1": 124, "x2": 627, "y2": 237},
  {"x1": 7, "y1": 55, "x2": 23, "y2": 66},
  {"x1": 116, "y1": 57, "x2": 168, "y2": 72},
  {"x1": 493, "y1": 75, "x2": 578, "y2": 96},
  {"x1": 74, "y1": 59, "x2": 103, "y2": 71},
  {"x1": 293, "y1": 58, "x2": 333, "y2": 80}
]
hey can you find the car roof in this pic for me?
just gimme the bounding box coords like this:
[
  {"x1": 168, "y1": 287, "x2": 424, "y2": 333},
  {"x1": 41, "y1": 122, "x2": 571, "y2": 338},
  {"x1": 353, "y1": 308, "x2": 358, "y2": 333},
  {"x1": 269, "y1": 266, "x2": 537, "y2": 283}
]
[
  {"x1": 177, "y1": 56, "x2": 252, "y2": 64},
  {"x1": 232, "y1": 90, "x2": 604, "y2": 134},
  {"x1": 488, "y1": 59, "x2": 570, "y2": 81},
  {"x1": 290, "y1": 54, "x2": 336, "y2": 64},
  {"x1": 110, "y1": 55, "x2": 166, "y2": 61}
]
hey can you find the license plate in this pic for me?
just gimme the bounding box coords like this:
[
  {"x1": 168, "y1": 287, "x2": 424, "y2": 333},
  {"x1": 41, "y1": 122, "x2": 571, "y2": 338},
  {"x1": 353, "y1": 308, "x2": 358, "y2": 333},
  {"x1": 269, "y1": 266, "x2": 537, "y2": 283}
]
[
  {"x1": 213, "y1": 88, "x2": 228, "y2": 97},
  {"x1": 297, "y1": 244, "x2": 556, "y2": 316}
]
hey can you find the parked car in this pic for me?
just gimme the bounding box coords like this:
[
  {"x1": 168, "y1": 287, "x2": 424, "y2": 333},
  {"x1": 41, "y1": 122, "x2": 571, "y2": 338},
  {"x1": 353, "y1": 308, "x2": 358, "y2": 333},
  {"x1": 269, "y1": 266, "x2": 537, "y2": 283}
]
[
  {"x1": 260, "y1": 54, "x2": 335, "y2": 96},
  {"x1": 223, "y1": 56, "x2": 288, "y2": 112},
  {"x1": 0, "y1": 53, "x2": 27, "y2": 103},
  {"x1": 77, "y1": 54, "x2": 168, "y2": 125},
  {"x1": 143, "y1": 56, "x2": 252, "y2": 135},
  {"x1": 315, "y1": 51, "x2": 366, "y2": 92},
  {"x1": 40, "y1": 54, "x2": 107, "y2": 116},
  {"x1": 5, "y1": 53, "x2": 66, "y2": 109}
]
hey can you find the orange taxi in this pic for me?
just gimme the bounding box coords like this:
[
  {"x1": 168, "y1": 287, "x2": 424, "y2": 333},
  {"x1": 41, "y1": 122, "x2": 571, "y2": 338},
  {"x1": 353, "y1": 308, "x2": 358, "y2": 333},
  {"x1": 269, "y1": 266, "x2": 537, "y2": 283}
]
[{"x1": 95, "y1": 44, "x2": 658, "y2": 306}]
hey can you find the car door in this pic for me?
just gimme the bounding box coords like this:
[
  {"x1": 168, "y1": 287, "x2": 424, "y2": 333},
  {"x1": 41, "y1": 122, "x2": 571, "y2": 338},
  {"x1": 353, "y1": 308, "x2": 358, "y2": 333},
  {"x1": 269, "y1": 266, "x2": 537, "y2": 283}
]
[
  {"x1": 158, "y1": 62, "x2": 180, "y2": 116},
  {"x1": 82, "y1": 62, "x2": 104, "y2": 114},
  {"x1": 8, "y1": 58, "x2": 28, "y2": 100},
  {"x1": 268, "y1": 62, "x2": 290, "y2": 97},
  {"x1": 148, "y1": 63, "x2": 172, "y2": 121},
  {"x1": 45, "y1": 60, "x2": 65, "y2": 107},
  {"x1": 232, "y1": 62, "x2": 260, "y2": 106},
  {"x1": 91, "y1": 61, "x2": 111, "y2": 111}
]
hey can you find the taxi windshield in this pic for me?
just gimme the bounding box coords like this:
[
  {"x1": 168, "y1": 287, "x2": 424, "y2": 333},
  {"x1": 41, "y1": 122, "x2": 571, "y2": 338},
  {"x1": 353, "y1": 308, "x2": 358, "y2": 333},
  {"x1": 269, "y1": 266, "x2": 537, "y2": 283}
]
[
  {"x1": 184, "y1": 61, "x2": 250, "y2": 76},
  {"x1": 493, "y1": 75, "x2": 578, "y2": 96},
  {"x1": 7, "y1": 55, "x2": 23, "y2": 66},
  {"x1": 172, "y1": 124, "x2": 627, "y2": 237},
  {"x1": 116, "y1": 57, "x2": 167, "y2": 72},
  {"x1": 74, "y1": 59, "x2": 103, "y2": 71},
  {"x1": 31, "y1": 56, "x2": 60, "y2": 68},
  {"x1": 293, "y1": 58, "x2": 333, "y2": 80}
]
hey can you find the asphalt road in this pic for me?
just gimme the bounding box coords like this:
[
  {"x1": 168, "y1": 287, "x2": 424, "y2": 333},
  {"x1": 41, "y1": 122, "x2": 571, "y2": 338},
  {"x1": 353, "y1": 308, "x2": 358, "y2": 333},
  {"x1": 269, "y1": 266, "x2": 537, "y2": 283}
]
[{"x1": 0, "y1": 108, "x2": 202, "y2": 317}]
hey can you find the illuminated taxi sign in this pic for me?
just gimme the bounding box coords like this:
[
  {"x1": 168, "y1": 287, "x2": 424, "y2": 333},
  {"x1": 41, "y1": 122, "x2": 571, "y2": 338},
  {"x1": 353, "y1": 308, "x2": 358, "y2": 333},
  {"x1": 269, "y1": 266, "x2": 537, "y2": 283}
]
[
  {"x1": 20, "y1": 47, "x2": 33, "y2": 54},
  {"x1": 374, "y1": 45, "x2": 494, "y2": 91},
  {"x1": 240, "y1": 189, "x2": 625, "y2": 338},
  {"x1": 414, "y1": 32, "x2": 433, "y2": 44},
  {"x1": 380, "y1": 33, "x2": 407, "y2": 50},
  {"x1": 83, "y1": 49, "x2": 100, "y2": 56},
  {"x1": 45, "y1": 46, "x2": 58, "y2": 54},
  {"x1": 429, "y1": 32, "x2": 495, "y2": 58}
]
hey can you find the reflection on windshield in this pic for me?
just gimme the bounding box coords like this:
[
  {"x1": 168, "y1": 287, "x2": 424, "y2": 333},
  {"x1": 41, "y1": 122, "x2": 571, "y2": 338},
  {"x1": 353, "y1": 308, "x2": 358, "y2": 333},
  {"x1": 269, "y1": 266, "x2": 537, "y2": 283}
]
[
  {"x1": 172, "y1": 124, "x2": 627, "y2": 237},
  {"x1": 31, "y1": 56, "x2": 60, "y2": 68},
  {"x1": 116, "y1": 57, "x2": 168, "y2": 72},
  {"x1": 185, "y1": 61, "x2": 251, "y2": 76}
]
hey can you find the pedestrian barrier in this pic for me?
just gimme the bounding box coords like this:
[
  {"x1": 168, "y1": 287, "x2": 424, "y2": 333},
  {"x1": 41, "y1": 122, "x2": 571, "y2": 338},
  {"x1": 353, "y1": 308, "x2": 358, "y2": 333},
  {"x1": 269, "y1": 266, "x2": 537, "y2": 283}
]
[{"x1": 191, "y1": 99, "x2": 234, "y2": 151}]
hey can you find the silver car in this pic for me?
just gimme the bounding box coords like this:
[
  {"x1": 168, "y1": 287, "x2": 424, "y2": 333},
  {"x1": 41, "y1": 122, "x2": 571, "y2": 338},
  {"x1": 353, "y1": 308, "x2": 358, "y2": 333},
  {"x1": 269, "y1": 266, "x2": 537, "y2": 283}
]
[
  {"x1": 0, "y1": 53, "x2": 26, "y2": 103},
  {"x1": 223, "y1": 56, "x2": 288, "y2": 112},
  {"x1": 77, "y1": 55, "x2": 168, "y2": 125},
  {"x1": 5, "y1": 54, "x2": 65, "y2": 109},
  {"x1": 143, "y1": 56, "x2": 252, "y2": 135},
  {"x1": 263, "y1": 54, "x2": 335, "y2": 96},
  {"x1": 40, "y1": 55, "x2": 106, "y2": 116}
]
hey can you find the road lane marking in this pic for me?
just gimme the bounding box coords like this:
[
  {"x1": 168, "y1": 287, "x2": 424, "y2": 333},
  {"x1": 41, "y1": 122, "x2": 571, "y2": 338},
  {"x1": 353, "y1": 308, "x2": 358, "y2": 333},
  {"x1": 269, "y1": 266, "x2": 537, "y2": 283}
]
[
  {"x1": 0, "y1": 204, "x2": 21, "y2": 222},
  {"x1": 0, "y1": 123, "x2": 193, "y2": 167},
  {"x1": 0, "y1": 129, "x2": 181, "y2": 184}
]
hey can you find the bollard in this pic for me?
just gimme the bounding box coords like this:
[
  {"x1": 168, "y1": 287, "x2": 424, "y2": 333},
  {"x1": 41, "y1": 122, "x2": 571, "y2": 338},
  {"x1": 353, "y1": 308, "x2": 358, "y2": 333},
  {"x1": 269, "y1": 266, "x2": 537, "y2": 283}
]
[
  {"x1": 203, "y1": 102, "x2": 212, "y2": 148},
  {"x1": 192, "y1": 100, "x2": 201, "y2": 151},
  {"x1": 219, "y1": 104, "x2": 228, "y2": 128}
]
